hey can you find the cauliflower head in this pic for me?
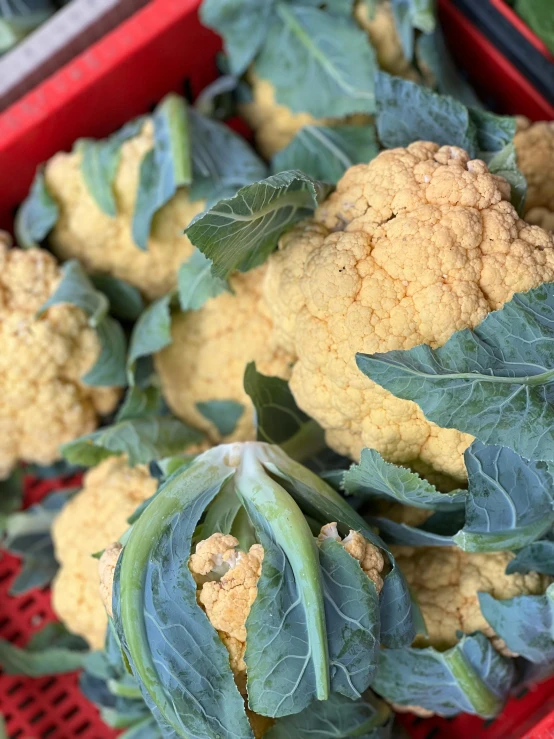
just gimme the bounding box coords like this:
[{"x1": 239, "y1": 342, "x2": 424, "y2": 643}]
[
  {"x1": 354, "y1": 0, "x2": 420, "y2": 82},
  {"x1": 0, "y1": 242, "x2": 120, "y2": 478},
  {"x1": 394, "y1": 547, "x2": 550, "y2": 651},
  {"x1": 189, "y1": 533, "x2": 264, "y2": 695},
  {"x1": 43, "y1": 120, "x2": 205, "y2": 300},
  {"x1": 52, "y1": 457, "x2": 157, "y2": 649},
  {"x1": 189, "y1": 525, "x2": 385, "y2": 696},
  {"x1": 514, "y1": 117, "x2": 554, "y2": 232},
  {"x1": 154, "y1": 266, "x2": 293, "y2": 443},
  {"x1": 240, "y1": 2, "x2": 417, "y2": 159},
  {"x1": 261, "y1": 142, "x2": 554, "y2": 482},
  {"x1": 239, "y1": 74, "x2": 318, "y2": 160},
  {"x1": 240, "y1": 73, "x2": 372, "y2": 159}
]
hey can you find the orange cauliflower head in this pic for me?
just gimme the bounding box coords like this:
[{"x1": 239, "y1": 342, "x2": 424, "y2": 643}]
[
  {"x1": 262, "y1": 142, "x2": 554, "y2": 482},
  {"x1": 189, "y1": 525, "x2": 384, "y2": 697},
  {"x1": 514, "y1": 118, "x2": 554, "y2": 232},
  {"x1": 154, "y1": 266, "x2": 293, "y2": 443},
  {"x1": 240, "y1": 2, "x2": 416, "y2": 160},
  {"x1": 395, "y1": 547, "x2": 550, "y2": 651},
  {"x1": 52, "y1": 457, "x2": 157, "y2": 649},
  {"x1": 0, "y1": 243, "x2": 120, "y2": 479},
  {"x1": 189, "y1": 533, "x2": 264, "y2": 695},
  {"x1": 43, "y1": 120, "x2": 205, "y2": 300}
]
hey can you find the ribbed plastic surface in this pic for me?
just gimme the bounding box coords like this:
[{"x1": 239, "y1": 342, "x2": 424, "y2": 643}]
[{"x1": 0, "y1": 476, "x2": 119, "y2": 739}]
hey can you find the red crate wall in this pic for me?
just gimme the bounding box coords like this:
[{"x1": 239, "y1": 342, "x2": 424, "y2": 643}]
[
  {"x1": 438, "y1": 0, "x2": 554, "y2": 119},
  {"x1": 0, "y1": 0, "x2": 221, "y2": 229}
]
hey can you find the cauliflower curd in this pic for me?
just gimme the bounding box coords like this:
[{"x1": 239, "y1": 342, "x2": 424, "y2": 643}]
[
  {"x1": 52, "y1": 457, "x2": 157, "y2": 649},
  {"x1": 239, "y1": 75, "x2": 373, "y2": 160},
  {"x1": 514, "y1": 117, "x2": 554, "y2": 232},
  {"x1": 154, "y1": 267, "x2": 293, "y2": 442},
  {"x1": 395, "y1": 547, "x2": 550, "y2": 651},
  {"x1": 239, "y1": 75, "x2": 319, "y2": 160},
  {"x1": 188, "y1": 526, "x2": 385, "y2": 694},
  {"x1": 262, "y1": 142, "x2": 554, "y2": 481},
  {"x1": 189, "y1": 533, "x2": 264, "y2": 695},
  {"x1": 44, "y1": 120, "x2": 205, "y2": 300},
  {"x1": 0, "y1": 241, "x2": 120, "y2": 478}
]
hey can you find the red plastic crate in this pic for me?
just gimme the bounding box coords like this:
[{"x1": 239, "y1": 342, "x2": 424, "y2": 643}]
[
  {"x1": 491, "y1": 0, "x2": 554, "y2": 61},
  {"x1": 438, "y1": 0, "x2": 554, "y2": 120},
  {"x1": 0, "y1": 0, "x2": 221, "y2": 229},
  {"x1": 0, "y1": 0, "x2": 553, "y2": 736},
  {"x1": 0, "y1": 476, "x2": 119, "y2": 739}
]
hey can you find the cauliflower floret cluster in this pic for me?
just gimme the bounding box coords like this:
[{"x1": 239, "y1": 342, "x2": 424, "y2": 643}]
[
  {"x1": 239, "y1": 74, "x2": 319, "y2": 160},
  {"x1": 262, "y1": 142, "x2": 554, "y2": 481},
  {"x1": 514, "y1": 117, "x2": 554, "y2": 232},
  {"x1": 98, "y1": 542, "x2": 123, "y2": 618},
  {"x1": 394, "y1": 546, "x2": 550, "y2": 651},
  {"x1": 0, "y1": 242, "x2": 120, "y2": 479},
  {"x1": 154, "y1": 267, "x2": 294, "y2": 442},
  {"x1": 189, "y1": 533, "x2": 264, "y2": 695},
  {"x1": 52, "y1": 457, "x2": 157, "y2": 649},
  {"x1": 44, "y1": 120, "x2": 205, "y2": 300},
  {"x1": 240, "y1": 74, "x2": 372, "y2": 160},
  {"x1": 189, "y1": 525, "x2": 385, "y2": 696}
]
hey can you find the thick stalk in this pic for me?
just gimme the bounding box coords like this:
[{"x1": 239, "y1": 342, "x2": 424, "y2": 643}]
[
  {"x1": 442, "y1": 646, "x2": 502, "y2": 718},
  {"x1": 236, "y1": 444, "x2": 330, "y2": 702},
  {"x1": 280, "y1": 420, "x2": 326, "y2": 463}
]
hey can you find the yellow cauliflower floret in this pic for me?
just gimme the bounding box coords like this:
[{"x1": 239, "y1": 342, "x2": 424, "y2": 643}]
[
  {"x1": 154, "y1": 266, "x2": 293, "y2": 442},
  {"x1": 52, "y1": 457, "x2": 157, "y2": 649},
  {"x1": 189, "y1": 533, "x2": 264, "y2": 693},
  {"x1": 0, "y1": 243, "x2": 120, "y2": 479},
  {"x1": 43, "y1": 120, "x2": 205, "y2": 300},
  {"x1": 354, "y1": 0, "x2": 420, "y2": 81},
  {"x1": 262, "y1": 142, "x2": 554, "y2": 482},
  {"x1": 514, "y1": 117, "x2": 554, "y2": 232},
  {"x1": 318, "y1": 522, "x2": 385, "y2": 593},
  {"x1": 394, "y1": 547, "x2": 550, "y2": 650}
]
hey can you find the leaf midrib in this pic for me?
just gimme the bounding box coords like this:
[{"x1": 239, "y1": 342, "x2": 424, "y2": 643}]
[
  {"x1": 365, "y1": 355, "x2": 554, "y2": 387},
  {"x1": 276, "y1": 3, "x2": 373, "y2": 101},
  {"x1": 205, "y1": 188, "x2": 316, "y2": 224}
]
